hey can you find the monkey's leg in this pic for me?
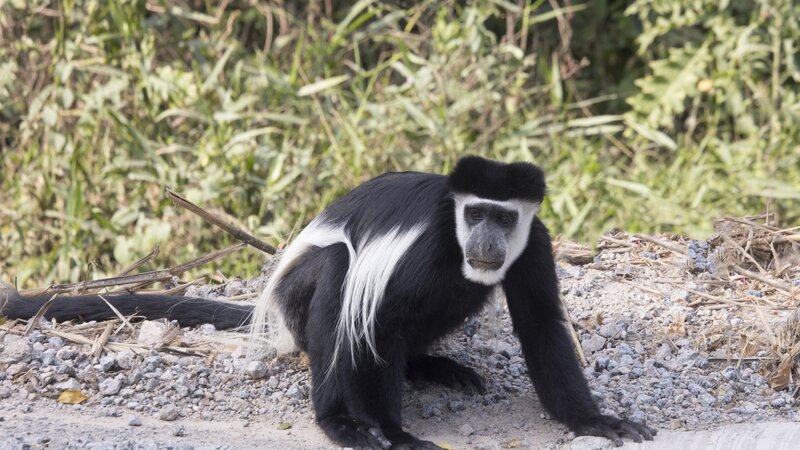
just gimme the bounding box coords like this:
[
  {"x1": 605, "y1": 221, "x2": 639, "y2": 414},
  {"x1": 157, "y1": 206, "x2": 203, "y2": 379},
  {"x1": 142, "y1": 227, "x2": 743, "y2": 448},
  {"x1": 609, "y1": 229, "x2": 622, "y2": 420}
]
[
  {"x1": 406, "y1": 355, "x2": 486, "y2": 394},
  {"x1": 342, "y1": 344, "x2": 443, "y2": 450},
  {"x1": 304, "y1": 245, "x2": 393, "y2": 449}
]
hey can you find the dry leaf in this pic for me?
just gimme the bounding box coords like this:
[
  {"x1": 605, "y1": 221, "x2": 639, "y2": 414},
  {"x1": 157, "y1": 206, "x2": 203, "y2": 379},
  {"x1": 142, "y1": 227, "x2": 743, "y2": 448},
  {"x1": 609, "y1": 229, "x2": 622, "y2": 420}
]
[
  {"x1": 58, "y1": 389, "x2": 88, "y2": 404},
  {"x1": 436, "y1": 443, "x2": 455, "y2": 450},
  {"x1": 504, "y1": 438, "x2": 522, "y2": 448},
  {"x1": 277, "y1": 422, "x2": 292, "y2": 430}
]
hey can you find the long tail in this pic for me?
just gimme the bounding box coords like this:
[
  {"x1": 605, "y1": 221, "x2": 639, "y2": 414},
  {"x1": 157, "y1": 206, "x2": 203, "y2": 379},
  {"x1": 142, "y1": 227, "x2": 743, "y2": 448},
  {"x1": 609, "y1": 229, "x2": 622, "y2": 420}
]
[{"x1": 0, "y1": 290, "x2": 253, "y2": 330}]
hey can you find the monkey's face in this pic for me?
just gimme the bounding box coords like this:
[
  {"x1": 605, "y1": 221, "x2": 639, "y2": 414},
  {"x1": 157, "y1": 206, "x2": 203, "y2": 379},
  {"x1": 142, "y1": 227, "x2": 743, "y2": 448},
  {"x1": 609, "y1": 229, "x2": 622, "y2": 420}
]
[{"x1": 454, "y1": 194, "x2": 539, "y2": 285}]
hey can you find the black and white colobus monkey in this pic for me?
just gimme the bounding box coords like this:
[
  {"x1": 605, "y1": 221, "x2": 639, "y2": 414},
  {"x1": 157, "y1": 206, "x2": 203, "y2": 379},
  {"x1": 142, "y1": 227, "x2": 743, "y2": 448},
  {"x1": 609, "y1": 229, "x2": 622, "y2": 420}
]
[{"x1": 2, "y1": 157, "x2": 654, "y2": 449}]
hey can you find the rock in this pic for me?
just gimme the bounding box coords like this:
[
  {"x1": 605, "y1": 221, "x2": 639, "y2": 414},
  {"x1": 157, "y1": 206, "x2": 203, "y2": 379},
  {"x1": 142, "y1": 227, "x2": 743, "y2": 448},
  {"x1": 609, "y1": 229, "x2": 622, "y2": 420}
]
[
  {"x1": 245, "y1": 361, "x2": 269, "y2": 379},
  {"x1": 447, "y1": 400, "x2": 465, "y2": 412},
  {"x1": 99, "y1": 378, "x2": 122, "y2": 396},
  {"x1": 158, "y1": 405, "x2": 180, "y2": 421},
  {"x1": 128, "y1": 415, "x2": 143, "y2": 427},
  {"x1": 670, "y1": 290, "x2": 690, "y2": 302},
  {"x1": 475, "y1": 439, "x2": 502, "y2": 450},
  {"x1": 54, "y1": 378, "x2": 82, "y2": 391},
  {"x1": 569, "y1": 436, "x2": 614, "y2": 450},
  {"x1": 138, "y1": 321, "x2": 179, "y2": 347},
  {"x1": 98, "y1": 354, "x2": 117, "y2": 372},
  {"x1": 2, "y1": 337, "x2": 32, "y2": 363},
  {"x1": 581, "y1": 334, "x2": 606, "y2": 354},
  {"x1": 458, "y1": 423, "x2": 474, "y2": 436},
  {"x1": 173, "y1": 424, "x2": 187, "y2": 437},
  {"x1": 285, "y1": 384, "x2": 304, "y2": 399}
]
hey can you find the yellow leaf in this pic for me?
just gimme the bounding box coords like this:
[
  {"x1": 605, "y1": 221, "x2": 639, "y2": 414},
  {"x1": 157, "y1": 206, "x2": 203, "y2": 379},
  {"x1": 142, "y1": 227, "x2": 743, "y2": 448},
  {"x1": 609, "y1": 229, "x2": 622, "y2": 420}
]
[
  {"x1": 505, "y1": 439, "x2": 522, "y2": 448},
  {"x1": 436, "y1": 443, "x2": 455, "y2": 450},
  {"x1": 58, "y1": 390, "x2": 88, "y2": 404},
  {"x1": 277, "y1": 422, "x2": 292, "y2": 430}
]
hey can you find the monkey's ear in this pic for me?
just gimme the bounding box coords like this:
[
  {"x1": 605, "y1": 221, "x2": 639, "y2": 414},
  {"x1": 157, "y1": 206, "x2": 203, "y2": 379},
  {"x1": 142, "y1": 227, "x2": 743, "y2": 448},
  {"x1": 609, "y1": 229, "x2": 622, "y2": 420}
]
[{"x1": 448, "y1": 156, "x2": 546, "y2": 202}]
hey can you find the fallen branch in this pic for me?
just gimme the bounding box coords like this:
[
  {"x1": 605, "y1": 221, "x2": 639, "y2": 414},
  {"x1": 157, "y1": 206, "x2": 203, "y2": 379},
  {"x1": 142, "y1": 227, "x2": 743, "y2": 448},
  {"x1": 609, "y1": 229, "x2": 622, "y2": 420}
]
[
  {"x1": 732, "y1": 266, "x2": 794, "y2": 297},
  {"x1": 633, "y1": 234, "x2": 687, "y2": 256},
  {"x1": 165, "y1": 187, "x2": 276, "y2": 255},
  {"x1": 21, "y1": 243, "x2": 246, "y2": 295}
]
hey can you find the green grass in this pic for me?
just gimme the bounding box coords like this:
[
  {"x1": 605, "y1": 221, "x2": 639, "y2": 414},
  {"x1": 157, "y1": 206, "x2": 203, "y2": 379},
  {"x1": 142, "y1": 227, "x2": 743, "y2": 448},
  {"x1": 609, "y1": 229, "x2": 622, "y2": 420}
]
[{"x1": 1, "y1": 1, "x2": 798, "y2": 288}]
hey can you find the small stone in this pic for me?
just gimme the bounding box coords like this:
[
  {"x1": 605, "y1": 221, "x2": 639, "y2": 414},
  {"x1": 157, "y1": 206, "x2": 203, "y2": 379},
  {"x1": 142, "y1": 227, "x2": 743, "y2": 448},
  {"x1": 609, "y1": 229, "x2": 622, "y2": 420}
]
[
  {"x1": 639, "y1": 251, "x2": 658, "y2": 260},
  {"x1": 581, "y1": 334, "x2": 606, "y2": 354},
  {"x1": 285, "y1": 384, "x2": 304, "y2": 399},
  {"x1": 173, "y1": 424, "x2": 187, "y2": 437},
  {"x1": 2, "y1": 337, "x2": 32, "y2": 363},
  {"x1": 99, "y1": 378, "x2": 122, "y2": 396},
  {"x1": 98, "y1": 354, "x2": 117, "y2": 372},
  {"x1": 245, "y1": 361, "x2": 269, "y2": 379},
  {"x1": 447, "y1": 400, "x2": 466, "y2": 412},
  {"x1": 158, "y1": 405, "x2": 180, "y2": 421},
  {"x1": 458, "y1": 423, "x2": 474, "y2": 436},
  {"x1": 128, "y1": 415, "x2": 143, "y2": 427},
  {"x1": 54, "y1": 378, "x2": 82, "y2": 391},
  {"x1": 771, "y1": 397, "x2": 787, "y2": 408},
  {"x1": 670, "y1": 290, "x2": 690, "y2": 302}
]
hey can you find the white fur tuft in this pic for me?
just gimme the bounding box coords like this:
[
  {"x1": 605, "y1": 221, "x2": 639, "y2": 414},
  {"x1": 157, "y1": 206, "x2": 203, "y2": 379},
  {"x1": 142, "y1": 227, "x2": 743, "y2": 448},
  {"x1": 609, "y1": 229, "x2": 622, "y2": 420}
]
[
  {"x1": 334, "y1": 224, "x2": 427, "y2": 368},
  {"x1": 453, "y1": 194, "x2": 539, "y2": 286},
  {"x1": 248, "y1": 219, "x2": 347, "y2": 359}
]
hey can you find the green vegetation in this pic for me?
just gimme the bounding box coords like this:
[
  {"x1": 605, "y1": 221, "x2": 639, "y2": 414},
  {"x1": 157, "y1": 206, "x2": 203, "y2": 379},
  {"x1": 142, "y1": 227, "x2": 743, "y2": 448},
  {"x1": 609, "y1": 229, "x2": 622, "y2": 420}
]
[{"x1": 1, "y1": 0, "x2": 798, "y2": 288}]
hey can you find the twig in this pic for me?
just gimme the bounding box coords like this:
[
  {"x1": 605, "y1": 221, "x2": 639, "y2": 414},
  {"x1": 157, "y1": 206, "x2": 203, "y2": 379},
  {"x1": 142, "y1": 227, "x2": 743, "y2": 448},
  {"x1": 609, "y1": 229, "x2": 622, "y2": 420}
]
[
  {"x1": 22, "y1": 294, "x2": 58, "y2": 336},
  {"x1": 22, "y1": 243, "x2": 246, "y2": 295},
  {"x1": 164, "y1": 188, "x2": 276, "y2": 255},
  {"x1": 98, "y1": 295, "x2": 137, "y2": 334},
  {"x1": 561, "y1": 299, "x2": 588, "y2": 367},
  {"x1": 115, "y1": 247, "x2": 160, "y2": 277},
  {"x1": 91, "y1": 321, "x2": 115, "y2": 357},
  {"x1": 633, "y1": 234, "x2": 687, "y2": 256},
  {"x1": 732, "y1": 266, "x2": 793, "y2": 296}
]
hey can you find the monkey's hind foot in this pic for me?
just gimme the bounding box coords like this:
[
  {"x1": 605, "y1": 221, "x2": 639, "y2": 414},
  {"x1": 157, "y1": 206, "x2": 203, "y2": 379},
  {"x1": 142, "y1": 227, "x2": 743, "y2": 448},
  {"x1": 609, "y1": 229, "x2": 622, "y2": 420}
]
[
  {"x1": 405, "y1": 355, "x2": 486, "y2": 394},
  {"x1": 318, "y1": 415, "x2": 392, "y2": 450}
]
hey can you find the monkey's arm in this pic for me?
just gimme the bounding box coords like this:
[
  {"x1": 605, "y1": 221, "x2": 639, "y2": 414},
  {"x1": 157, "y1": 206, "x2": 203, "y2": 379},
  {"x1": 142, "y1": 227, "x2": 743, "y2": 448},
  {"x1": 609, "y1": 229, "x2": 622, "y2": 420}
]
[{"x1": 502, "y1": 220, "x2": 655, "y2": 447}]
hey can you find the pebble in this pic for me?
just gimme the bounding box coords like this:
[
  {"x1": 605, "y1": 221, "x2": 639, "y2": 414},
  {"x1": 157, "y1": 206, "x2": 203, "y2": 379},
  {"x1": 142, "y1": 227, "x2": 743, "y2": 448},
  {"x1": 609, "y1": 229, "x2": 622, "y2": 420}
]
[
  {"x1": 245, "y1": 361, "x2": 269, "y2": 379},
  {"x1": 128, "y1": 416, "x2": 143, "y2": 427},
  {"x1": 99, "y1": 378, "x2": 122, "y2": 396},
  {"x1": 158, "y1": 405, "x2": 180, "y2": 421},
  {"x1": 173, "y1": 424, "x2": 187, "y2": 437},
  {"x1": 581, "y1": 334, "x2": 606, "y2": 354}
]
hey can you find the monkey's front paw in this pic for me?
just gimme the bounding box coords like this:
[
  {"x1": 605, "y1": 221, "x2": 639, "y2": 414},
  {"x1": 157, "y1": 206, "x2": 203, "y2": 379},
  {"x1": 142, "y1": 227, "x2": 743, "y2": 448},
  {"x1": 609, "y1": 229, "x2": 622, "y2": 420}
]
[
  {"x1": 386, "y1": 430, "x2": 443, "y2": 450},
  {"x1": 573, "y1": 415, "x2": 656, "y2": 447}
]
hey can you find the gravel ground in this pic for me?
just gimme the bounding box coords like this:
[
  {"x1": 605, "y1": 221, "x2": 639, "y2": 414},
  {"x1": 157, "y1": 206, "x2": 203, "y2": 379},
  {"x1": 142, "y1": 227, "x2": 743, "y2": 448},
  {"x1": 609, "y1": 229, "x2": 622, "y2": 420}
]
[{"x1": 1, "y1": 238, "x2": 798, "y2": 449}]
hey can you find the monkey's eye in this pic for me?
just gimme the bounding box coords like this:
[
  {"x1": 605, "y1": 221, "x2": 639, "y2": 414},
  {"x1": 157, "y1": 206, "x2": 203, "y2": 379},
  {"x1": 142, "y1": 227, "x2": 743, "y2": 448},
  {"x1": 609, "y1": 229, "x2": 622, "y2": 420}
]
[
  {"x1": 468, "y1": 208, "x2": 483, "y2": 221},
  {"x1": 496, "y1": 212, "x2": 511, "y2": 224}
]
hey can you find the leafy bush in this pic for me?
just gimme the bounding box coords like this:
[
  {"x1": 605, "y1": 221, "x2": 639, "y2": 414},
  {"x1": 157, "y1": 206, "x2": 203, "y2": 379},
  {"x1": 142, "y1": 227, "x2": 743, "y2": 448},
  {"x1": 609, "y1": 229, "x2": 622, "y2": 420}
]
[{"x1": 0, "y1": 1, "x2": 797, "y2": 287}]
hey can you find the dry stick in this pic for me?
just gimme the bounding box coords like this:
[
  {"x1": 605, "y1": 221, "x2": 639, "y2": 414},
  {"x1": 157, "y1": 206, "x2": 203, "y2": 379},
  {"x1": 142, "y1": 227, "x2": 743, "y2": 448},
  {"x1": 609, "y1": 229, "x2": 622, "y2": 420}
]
[
  {"x1": 21, "y1": 243, "x2": 247, "y2": 296},
  {"x1": 720, "y1": 233, "x2": 767, "y2": 274},
  {"x1": 732, "y1": 265, "x2": 793, "y2": 296},
  {"x1": 633, "y1": 234, "x2": 688, "y2": 256},
  {"x1": 561, "y1": 299, "x2": 588, "y2": 367},
  {"x1": 164, "y1": 187, "x2": 276, "y2": 255},
  {"x1": 97, "y1": 294, "x2": 137, "y2": 334},
  {"x1": 620, "y1": 278, "x2": 664, "y2": 297},
  {"x1": 91, "y1": 321, "x2": 115, "y2": 358},
  {"x1": 22, "y1": 294, "x2": 58, "y2": 336},
  {"x1": 115, "y1": 247, "x2": 161, "y2": 277}
]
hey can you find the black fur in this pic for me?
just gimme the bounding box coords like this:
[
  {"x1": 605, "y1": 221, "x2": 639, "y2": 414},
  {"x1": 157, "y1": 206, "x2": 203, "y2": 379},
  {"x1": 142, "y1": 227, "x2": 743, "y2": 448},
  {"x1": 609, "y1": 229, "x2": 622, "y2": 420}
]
[
  {"x1": 447, "y1": 156, "x2": 546, "y2": 202},
  {"x1": 0, "y1": 157, "x2": 655, "y2": 449}
]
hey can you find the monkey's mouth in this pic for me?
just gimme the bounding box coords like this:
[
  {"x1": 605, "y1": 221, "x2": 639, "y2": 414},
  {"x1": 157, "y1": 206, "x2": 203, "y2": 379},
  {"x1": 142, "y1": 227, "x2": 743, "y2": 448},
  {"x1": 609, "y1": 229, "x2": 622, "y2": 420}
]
[{"x1": 466, "y1": 257, "x2": 503, "y2": 271}]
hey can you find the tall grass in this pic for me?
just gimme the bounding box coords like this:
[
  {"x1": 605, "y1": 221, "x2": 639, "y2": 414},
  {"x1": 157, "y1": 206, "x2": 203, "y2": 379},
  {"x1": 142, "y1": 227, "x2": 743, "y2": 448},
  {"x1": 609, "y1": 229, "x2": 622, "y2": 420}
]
[{"x1": 1, "y1": 1, "x2": 798, "y2": 288}]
